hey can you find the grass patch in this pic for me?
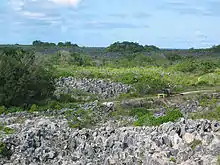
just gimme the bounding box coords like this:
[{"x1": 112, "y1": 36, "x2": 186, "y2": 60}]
[
  {"x1": 55, "y1": 63, "x2": 220, "y2": 97},
  {"x1": 66, "y1": 108, "x2": 98, "y2": 129},
  {"x1": 134, "y1": 108, "x2": 183, "y2": 126},
  {"x1": 109, "y1": 103, "x2": 130, "y2": 120},
  {"x1": 129, "y1": 107, "x2": 151, "y2": 118},
  {"x1": 0, "y1": 125, "x2": 15, "y2": 134},
  {"x1": 199, "y1": 95, "x2": 217, "y2": 107},
  {"x1": 170, "y1": 156, "x2": 176, "y2": 163},
  {"x1": 0, "y1": 106, "x2": 5, "y2": 115},
  {"x1": 189, "y1": 140, "x2": 202, "y2": 150},
  {"x1": 217, "y1": 153, "x2": 220, "y2": 165},
  {"x1": 190, "y1": 106, "x2": 220, "y2": 121}
]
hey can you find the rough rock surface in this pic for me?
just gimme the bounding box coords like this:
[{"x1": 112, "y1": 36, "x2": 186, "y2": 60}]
[
  {"x1": 55, "y1": 77, "x2": 131, "y2": 99},
  {"x1": 1, "y1": 116, "x2": 220, "y2": 165}
]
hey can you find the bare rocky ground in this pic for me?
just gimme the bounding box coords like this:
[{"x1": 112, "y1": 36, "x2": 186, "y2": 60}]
[
  {"x1": 1, "y1": 116, "x2": 220, "y2": 165},
  {"x1": 0, "y1": 78, "x2": 220, "y2": 165}
]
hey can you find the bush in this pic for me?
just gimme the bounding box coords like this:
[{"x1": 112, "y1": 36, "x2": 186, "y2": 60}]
[
  {"x1": 29, "y1": 104, "x2": 38, "y2": 113},
  {"x1": 0, "y1": 106, "x2": 5, "y2": 115},
  {"x1": 217, "y1": 153, "x2": 220, "y2": 165},
  {"x1": 0, "y1": 142, "x2": 12, "y2": 159},
  {"x1": 3, "y1": 127, "x2": 15, "y2": 134},
  {"x1": 134, "y1": 108, "x2": 183, "y2": 126},
  {"x1": 166, "y1": 52, "x2": 183, "y2": 62},
  {"x1": 170, "y1": 156, "x2": 176, "y2": 163},
  {"x1": 67, "y1": 108, "x2": 97, "y2": 129},
  {"x1": 129, "y1": 108, "x2": 151, "y2": 117},
  {"x1": 0, "y1": 48, "x2": 55, "y2": 107},
  {"x1": 190, "y1": 106, "x2": 220, "y2": 121},
  {"x1": 106, "y1": 41, "x2": 145, "y2": 53},
  {"x1": 189, "y1": 140, "x2": 202, "y2": 150},
  {"x1": 47, "y1": 101, "x2": 63, "y2": 110},
  {"x1": 6, "y1": 107, "x2": 24, "y2": 114}
]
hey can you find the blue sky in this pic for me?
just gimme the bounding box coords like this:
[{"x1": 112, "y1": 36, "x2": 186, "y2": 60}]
[{"x1": 1, "y1": 0, "x2": 220, "y2": 48}]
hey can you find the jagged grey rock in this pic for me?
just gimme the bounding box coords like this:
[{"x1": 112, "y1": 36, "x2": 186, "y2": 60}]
[
  {"x1": 54, "y1": 77, "x2": 131, "y2": 99},
  {"x1": 1, "y1": 116, "x2": 220, "y2": 165}
]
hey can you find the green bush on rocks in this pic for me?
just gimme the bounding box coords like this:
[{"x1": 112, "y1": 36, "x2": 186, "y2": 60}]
[{"x1": 134, "y1": 108, "x2": 183, "y2": 126}]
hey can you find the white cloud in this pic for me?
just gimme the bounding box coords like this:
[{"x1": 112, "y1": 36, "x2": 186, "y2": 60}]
[
  {"x1": 8, "y1": 0, "x2": 25, "y2": 11},
  {"x1": 49, "y1": 0, "x2": 82, "y2": 7},
  {"x1": 22, "y1": 11, "x2": 46, "y2": 18}
]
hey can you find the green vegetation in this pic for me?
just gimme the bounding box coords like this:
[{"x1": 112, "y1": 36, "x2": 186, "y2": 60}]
[
  {"x1": 170, "y1": 156, "x2": 176, "y2": 163},
  {"x1": 0, "y1": 47, "x2": 55, "y2": 108},
  {"x1": 133, "y1": 108, "x2": 183, "y2": 126},
  {"x1": 56, "y1": 64, "x2": 219, "y2": 96},
  {"x1": 66, "y1": 108, "x2": 97, "y2": 129},
  {"x1": 189, "y1": 140, "x2": 202, "y2": 150},
  {"x1": 0, "y1": 106, "x2": 5, "y2": 115},
  {"x1": 190, "y1": 106, "x2": 220, "y2": 121},
  {"x1": 0, "y1": 141, "x2": 12, "y2": 159},
  {"x1": 0, "y1": 124, "x2": 15, "y2": 135},
  {"x1": 106, "y1": 41, "x2": 159, "y2": 53},
  {"x1": 32, "y1": 40, "x2": 79, "y2": 48},
  {"x1": 217, "y1": 153, "x2": 220, "y2": 165},
  {"x1": 199, "y1": 96, "x2": 217, "y2": 107},
  {"x1": 0, "y1": 41, "x2": 220, "y2": 128}
]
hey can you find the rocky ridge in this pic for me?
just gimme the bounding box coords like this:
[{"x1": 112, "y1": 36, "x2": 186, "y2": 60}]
[
  {"x1": 54, "y1": 77, "x2": 132, "y2": 99},
  {"x1": 1, "y1": 116, "x2": 220, "y2": 165},
  {"x1": 1, "y1": 77, "x2": 220, "y2": 165}
]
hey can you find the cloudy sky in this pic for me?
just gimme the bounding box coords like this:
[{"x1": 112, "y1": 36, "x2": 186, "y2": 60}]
[{"x1": 1, "y1": 0, "x2": 220, "y2": 48}]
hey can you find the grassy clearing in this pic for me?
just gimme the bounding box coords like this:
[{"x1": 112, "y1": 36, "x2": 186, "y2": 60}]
[
  {"x1": 0, "y1": 46, "x2": 220, "y2": 129},
  {"x1": 190, "y1": 106, "x2": 220, "y2": 121},
  {"x1": 133, "y1": 108, "x2": 183, "y2": 126},
  {"x1": 55, "y1": 65, "x2": 220, "y2": 97}
]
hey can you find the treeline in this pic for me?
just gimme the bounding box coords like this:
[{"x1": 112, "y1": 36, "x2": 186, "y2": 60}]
[
  {"x1": 106, "y1": 41, "x2": 160, "y2": 53},
  {"x1": 32, "y1": 40, "x2": 79, "y2": 47},
  {"x1": 211, "y1": 45, "x2": 220, "y2": 52}
]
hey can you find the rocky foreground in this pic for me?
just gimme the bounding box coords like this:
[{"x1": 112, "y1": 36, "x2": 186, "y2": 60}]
[
  {"x1": 1, "y1": 115, "x2": 220, "y2": 165},
  {"x1": 1, "y1": 78, "x2": 219, "y2": 165}
]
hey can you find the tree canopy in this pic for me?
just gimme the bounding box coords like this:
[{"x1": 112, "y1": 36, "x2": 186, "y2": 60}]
[
  {"x1": 106, "y1": 41, "x2": 160, "y2": 53},
  {"x1": 32, "y1": 40, "x2": 79, "y2": 47},
  {"x1": 0, "y1": 48, "x2": 55, "y2": 107}
]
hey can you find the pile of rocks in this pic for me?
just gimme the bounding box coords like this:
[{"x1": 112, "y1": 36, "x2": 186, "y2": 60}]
[
  {"x1": 55, "y1": 77, "x2": 131, "y2": 99},
  {"x1": 1, "y1": 117, "x2": 220, "y2": 165}
]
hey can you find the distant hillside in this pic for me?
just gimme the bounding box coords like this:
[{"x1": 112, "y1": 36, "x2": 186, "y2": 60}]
[{"x1": 0, "y1": 41, "x2": 219, "y2": 58}]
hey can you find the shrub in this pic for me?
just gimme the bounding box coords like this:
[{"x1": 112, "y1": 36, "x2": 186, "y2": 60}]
[
  {"x1": 70, "y1": 52, "x2": 94, "y2": 66},
  {"x1": 134, "y1": 108, "x2": 183, "y2": 126},
  {"x1": 217, "y1": 153, "x2": 220, "y2": 165},
  {"x1": 47, "y1": 101, "x2": 63, "y2": 110},
  {"x1": 29, "y1": 104, "x2": 38, "y2": 113},
  {"x1": 129, "y1": 108, "x2": 151, "y2": 117},
  {"x1": 189, "y1": 140, "x2": 202, "y2": 150},
  {"x1": 166, "y1": 52, "x2": 183, "y2": 62},
  {"x1": 190, "y1": 106, "x2": 220, "y2": 121},
  {"x1": 0, "y1": 142, "x2": 12, "y2": 159},
  {"x1": 170, "y1": 156, "x2": 176, "y2": 163},
  {"x1": 3, "y1": 127, "x2": 15, "y2": 134},
  {"x1": 67, "y1": 109, "x2": 97, "y2": 129},
  {"x1": 6, "y1": 107, "x2": 24, "y2": 114},
  {"x1": 106, "y1": 41, "x2": 145, "y2": 53},
  {"x1": 174, "y1": 61, "x2": 198, "y2": 73},
  {"x1": 0, "y1": 48, "x2": 55, "y2": 107},
  {"x1": 0, "y1": 106, "x2": 5, "y2": 115}
]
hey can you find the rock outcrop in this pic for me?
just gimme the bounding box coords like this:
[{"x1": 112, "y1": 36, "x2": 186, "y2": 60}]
[
  {"x1": 1, "y1": 116, "x2": 220, "y2": 165},
  {"x1": 54, "y1": 77, "x2": 131, "y2": 99}
]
